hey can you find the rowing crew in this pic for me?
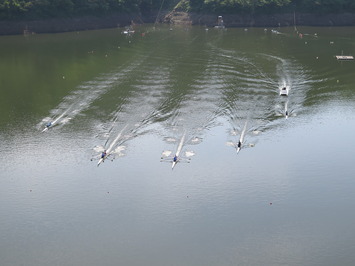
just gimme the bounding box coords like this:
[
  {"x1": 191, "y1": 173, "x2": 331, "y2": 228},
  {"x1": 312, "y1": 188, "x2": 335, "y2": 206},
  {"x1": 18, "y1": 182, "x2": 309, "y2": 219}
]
[
  {"x1": 42, "y1": 121, "x2": 52, "y2": 132},
  {"x1": 160, "y1": 149, "x2": 194, "y2": 169}
]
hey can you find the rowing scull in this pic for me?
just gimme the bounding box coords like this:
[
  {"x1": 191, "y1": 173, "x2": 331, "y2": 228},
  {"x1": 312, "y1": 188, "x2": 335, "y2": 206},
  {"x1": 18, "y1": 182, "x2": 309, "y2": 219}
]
[
  {"x1": 42, "y1": 109, "x2": 69, "y2": 132},
  {"x1": 172, "y1": 132, "x2": 186, "y2": 169},
  {"x1": 97, "y1": 125, "x2": 127, "y2": 166},
  {"x1": 236, "y1": 121, "x2": 248, "y2": 154}
]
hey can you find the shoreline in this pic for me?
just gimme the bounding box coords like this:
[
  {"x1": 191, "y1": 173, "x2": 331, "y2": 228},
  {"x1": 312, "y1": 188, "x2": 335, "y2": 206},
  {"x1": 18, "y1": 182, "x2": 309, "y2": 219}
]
[
  {"x1": 1, "y1": 12, "x2": 355, "y2": 35},
  {"x1": 166, "y1": 12, "x2": 355, "y2": 28},
  {"x1": 0, "y1": 12, "x2": 157, "y2": 35}
]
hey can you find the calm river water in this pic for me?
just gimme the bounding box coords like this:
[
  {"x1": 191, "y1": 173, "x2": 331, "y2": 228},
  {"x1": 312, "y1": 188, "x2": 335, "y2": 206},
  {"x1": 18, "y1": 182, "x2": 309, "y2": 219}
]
[{"x1": 1, "y1": 25, "x2": 355, "y2": 266}]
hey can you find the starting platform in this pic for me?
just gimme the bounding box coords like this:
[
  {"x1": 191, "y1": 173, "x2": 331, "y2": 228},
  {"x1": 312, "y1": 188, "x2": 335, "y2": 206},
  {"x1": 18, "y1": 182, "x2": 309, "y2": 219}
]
[{"x1": 336, "y1": 55, "x2": 354, "y2": 60}]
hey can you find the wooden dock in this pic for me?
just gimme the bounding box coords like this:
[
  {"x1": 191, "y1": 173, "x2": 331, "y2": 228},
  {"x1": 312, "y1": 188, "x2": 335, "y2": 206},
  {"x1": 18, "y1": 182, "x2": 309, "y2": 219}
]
[{"x1": 336, "y1": 55, "x2": 354, "y2": 60}]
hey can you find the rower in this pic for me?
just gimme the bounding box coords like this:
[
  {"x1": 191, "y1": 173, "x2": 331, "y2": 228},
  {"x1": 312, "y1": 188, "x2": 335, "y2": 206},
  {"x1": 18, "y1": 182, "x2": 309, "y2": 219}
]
[
  {"x1": 101, "y1": 150, "x2": 107, "y2": 159},
  {"x1": 237, "y1": 140, "x2": 242, "y2": 148},
  {"x1": 173, "y1": 155, "x2": 178, "y2": 162},
  {"x1": 46, "y1": 122, "x2": 52, "y2": 128}
]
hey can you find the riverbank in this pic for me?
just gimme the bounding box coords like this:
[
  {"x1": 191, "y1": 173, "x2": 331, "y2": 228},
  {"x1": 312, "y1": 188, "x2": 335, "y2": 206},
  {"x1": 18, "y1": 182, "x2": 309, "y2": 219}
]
[
  {"x1": 165, "y1": 12, "x2": 355, "y2": 28},
  {"x1": 1, "y1": 11, "x2": 355, "y2": 35},
  {"x1": 0, "y1": 12, "x2": 158, "y2": 35}
]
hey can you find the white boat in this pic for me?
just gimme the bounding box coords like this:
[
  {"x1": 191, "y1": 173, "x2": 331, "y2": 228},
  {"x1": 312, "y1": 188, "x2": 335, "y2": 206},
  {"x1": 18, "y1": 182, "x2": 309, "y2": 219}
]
[
  {"x1": 97, "y1": 125, "x2": 127, "y2": 167},
  {"x1": 280, "y1": 87, "x2": 288, "y2": 96},
  {"x1": 122, "y1": 26, "x2": 135, "y2": 35},
  {"x1": 171, "y1": 160, "x2": 177, "y2": 169},
  {"x1": 97, "y1": 157, "x2": 105, "y2": 166},
  {"x1": 42, "y1": 122, "x2": 52, "y2": 132},
  {"x1": 236, "y1": 141, "x2": 242, "y2": 154},
  {"x1": 123, "y1": 30, "x2": 135, "y2": 34},
  {"x1": 172, "y1": 132, "x2": 186, "y2": 169},
  {"x1": 42, "y1": 121, "x2": 54, "y2": 132},
  {"x1": 41, "y1": 109, "x2": 69, "y2": 132}
]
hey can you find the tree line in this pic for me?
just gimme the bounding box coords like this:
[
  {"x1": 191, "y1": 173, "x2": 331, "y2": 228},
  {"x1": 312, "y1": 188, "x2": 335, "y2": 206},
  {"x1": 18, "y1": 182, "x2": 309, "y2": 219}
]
[
  {"x1": 186, "y1": 0, "x2": 355, "y2": 14},
  {"x1": 1, "y1": 0, "x2": 355, "y2": 20},
  {"x1": 0, "y1": 0, "x2": 178, "y2": 20}
]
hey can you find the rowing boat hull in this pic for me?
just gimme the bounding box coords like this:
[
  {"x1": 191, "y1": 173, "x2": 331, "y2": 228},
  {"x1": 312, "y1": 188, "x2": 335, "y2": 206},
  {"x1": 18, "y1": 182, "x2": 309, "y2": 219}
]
[
  {"x1": 280, "y1": 90, "x2": 288, "y2": 96},
  {"x1": 97, "y1": 125, "x2": 127, "y2": 167},
  {"x1": 172, "y1": 161, "x2": 177, "y2": 169},
  {"x1": 97, "y1": 158, "x2": 104, "y2": 166}
]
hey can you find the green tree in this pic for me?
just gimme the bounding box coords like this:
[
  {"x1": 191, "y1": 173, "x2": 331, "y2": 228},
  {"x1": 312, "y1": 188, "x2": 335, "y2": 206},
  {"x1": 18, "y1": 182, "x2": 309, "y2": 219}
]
[{"x1": 1, "y1": 0, "x2": 355, "y2": 21}]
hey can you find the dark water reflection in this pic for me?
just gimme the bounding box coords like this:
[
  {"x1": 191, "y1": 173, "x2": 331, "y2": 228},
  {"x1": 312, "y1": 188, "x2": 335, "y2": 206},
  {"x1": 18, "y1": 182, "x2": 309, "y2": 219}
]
[{"x1": 1, "y1": 25, "x2": 355, "y2": 266}]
